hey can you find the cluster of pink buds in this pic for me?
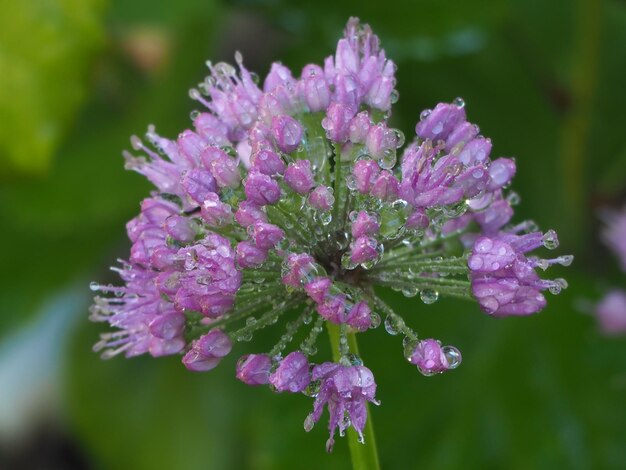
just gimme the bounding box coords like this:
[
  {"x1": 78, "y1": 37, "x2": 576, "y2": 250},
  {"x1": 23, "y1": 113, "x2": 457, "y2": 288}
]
[{"x1": 90, "y1": 18, "x2": 571, "y2": 450}]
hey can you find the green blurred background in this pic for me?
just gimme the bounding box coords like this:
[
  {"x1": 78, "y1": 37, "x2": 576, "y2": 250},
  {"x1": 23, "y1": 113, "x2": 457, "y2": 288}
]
[{"x1": 1, "y1": 0, "x2": 625, "y2": 468}]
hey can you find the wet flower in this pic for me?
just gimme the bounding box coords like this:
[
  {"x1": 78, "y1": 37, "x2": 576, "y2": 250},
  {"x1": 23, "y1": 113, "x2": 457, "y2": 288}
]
[
  {"x1": 594, "y1": 290, "x2": 626, "y2": 335},
  {"x1": 593, "y1": 206, "x2": 626, "y2": 335},
  {"x1": 601, "y1": 206, "x2": 626, "y2": 271},
  {"x1": 91, "y1": 17, "x2": 571, "y2": 450},
  {"x1": 305, "y1": 363, "x2": 379, "y2": 452}
]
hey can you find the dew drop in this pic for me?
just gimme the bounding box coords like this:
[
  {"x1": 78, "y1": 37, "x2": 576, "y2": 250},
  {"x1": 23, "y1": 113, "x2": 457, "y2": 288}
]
[
  {"x1": 378, "y1": 149, "x2": 397, "y2": 170},
  {"x1": 442, "y1": 345, "x2": 462, "y2": 369},
  {"x1": 384, "y1": 315, "x2": 402, "y2": 335},
  {"x1": 346, "y1": 353, "x2": 363, "y2": 366},
  {"x1": 345, "y1": 174, "x2": 357, "y2": 190},
  {"x1": 420, "y1": 289, "x2": 439, "y2": 304},
  {"x1": 401, "y1": 287, "x2": 418, "y2": 298},
  {"x1": 393, "y1": 129, "x2": 405, "y2": 148},
  {"x1": 390, "y1": 89, "x2": 400, "y2": 104},
  {"x1": 542, "y1": 229, "x2": 559, "y2": 250},
  {"x1": 318, "y1": 211, "x2": 332, "y2": 226},
  {"x1": 304, "y1": 414, "x2": 315, "y2": 431},
  {"x1": 453, "y1": 97, "x2": 466, "y2": 108},
  {"x1": 89, "y1": 282, "x2": 100, "y2": 292},
  {"x1": 506, "y1": 191, "x2": 521, "y2": 206},
  {"x1": 557, "y1": 255, "x2": 574, "y2": 267},
  {"x1": 420, "y1": 109, "x2": 432, "y2": 121}
]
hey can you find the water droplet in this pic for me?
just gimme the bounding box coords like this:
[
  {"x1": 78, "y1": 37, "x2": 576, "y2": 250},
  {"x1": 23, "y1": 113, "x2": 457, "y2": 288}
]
[
  {"x1": 557, "y1": 255, "x2": 574, "y2": 266},
  {"x1": 401, "y1": 286, "x2": 419, "y2": 298},
  {"x1": 378, "y1": 149, "x2": 397, "y2": 170},
  {"x1": 304, "y1": 414, "x2": 315, "y2": 431},
  {"x1": 390, "y1": 89, "x2": 399, "y2": 104},
  {"x1": 370, "y1": 312, "x2": 381, "y2": 329},
  {"x1": 542, "y1": 229, "x2": 559, "y2": 250},
  {"x1": 89, "y1": 282, "x2": 100, "y2": 292},
  {"x1": 506, "y1": 191, "x2": 521, "y2": 206},
  {"x1": 548, "y1": 278, "x2": 568, "y2": 295},
  {"x1": 420, "y1": 109, "x2": 432, "y2": 121},
  {"x1": 345, "y1": 174, "x2": 357, "y2": 190},
  {"x1": 317, "y1": 211, "x2": 332, "y2": 226},
  {"x1": 189, "y1": 110, "x2": 201, "y2": 120},
  {"x1": 246, "y1": 317, "x2": 257, "y2": 326},
  {"x1": 346, "y1": 353, "x2": 363, "y2": 366},
  {"x1": 393, "y1": 129, "x2": 405, "y2": 148},
  {"x1": 236, "y1": 331, "x2": 253, "y2": 342},
  {"x1": 453, "y1": 97, "x2": 465, "y2": 108},
  {"x1": 341, "y1": 252, "x2": 358, "y2": 270},
  {"x1": 420, "y1": 289, "x2": 439, "y2": 304},
  {"x1": 391, "y1": 199, "x2": 408, "y2": 210},
  {"x1": 442, "y1": 345, "x2": 462, "y2": 369},
  {"x1": 384, "y1": 315, "x2": 402, "y2": 335}
]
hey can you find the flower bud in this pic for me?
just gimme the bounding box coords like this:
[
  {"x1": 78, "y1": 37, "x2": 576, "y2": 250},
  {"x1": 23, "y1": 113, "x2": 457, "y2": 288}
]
[
  {"x1": 285, "y1": 160, "x2": 315, "y2": 195},
  {"x1": 415, "y1": 102, "x2": 466, "y2": 141},
  {"x1": 269, "y1": 351, "x2": 311, "y2": 392},
  {"x1": 250, "y1": 222, "x2": 285, "y2": 250},
  {"x1": 236, "y1": 354, "x2": 272, "y2": 385},
  {"x1": 308, "y1": 186, "x2": 334, "y2": 211},
  {"x1": 183, "y1": 330, "x2": 232, "y2": 372},
  {"x1": 272, "y1": 115, "x2": 303, "y2": 153},
  {"x1": 181, "y1": 169, "x2": 217, "y2": 205},
  {"x1": 235, "y1": 201, "x2": 268, "y2": 228},
  {"x1": 251, "y1": 148, "x2": 286, "y2": 176},
  {"x1": 347, "y1": 301, "x2": 371, "y2": 332},
  {"x1": 244, "y1": 172, "x2": 282, "y2": 205},
  {"x1": 409, "y1": 339, "x2": 451, "y2": 375},
  {"x1": 322, "y1": 102, "x2": 355, "y2": 142},
  {"x1": 304, "y1": 277, "x2": 332, "y2": 303},
  {"x1": 352, "y1": 159, "x2": 380, "y2": 193},
  {"x1": 200, "y1": 193, "x2": 233, "y2": 227},
  {"x1": 370, "y1": 170, "x2": 399, "y2": 200},
  {"x1": 209, "y1": 152, "x2": 241, "y2": 188},
  {"x1": 236, "y1": 241, "x2": 268, "y2": 268},
  {"x1": 350, "y1": 236, "x2": 379, "y2": 265},
  {"x1": 351, "y1": 211, "x2": 379, "y2": 238}
]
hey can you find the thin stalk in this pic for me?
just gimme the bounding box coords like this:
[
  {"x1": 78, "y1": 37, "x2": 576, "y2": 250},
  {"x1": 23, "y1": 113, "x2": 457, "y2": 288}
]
[
  {"x1": 326, "y1": 323, "x2": 381, "y2": 470},
  {"x1": 558, "y1": 0, "x2": 602, "y2": 248}
]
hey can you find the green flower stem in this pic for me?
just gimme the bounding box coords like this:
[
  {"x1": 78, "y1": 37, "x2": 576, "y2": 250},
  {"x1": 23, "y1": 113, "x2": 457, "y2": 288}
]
[
  {"x1": 326, "y1": 323, "x2": 381, "y2": 470},
  {"x1": 558, "y1": 0, "x2": 602, "y2": 248}
]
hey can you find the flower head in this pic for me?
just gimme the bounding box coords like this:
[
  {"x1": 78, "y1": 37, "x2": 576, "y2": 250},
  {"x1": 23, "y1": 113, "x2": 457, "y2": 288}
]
[
  {"x1": 91, "y1": 17, "x2": 571, "y2": 450},
  {"x1": 592, "y1": 206, "x2": 626, "y2": 335}
]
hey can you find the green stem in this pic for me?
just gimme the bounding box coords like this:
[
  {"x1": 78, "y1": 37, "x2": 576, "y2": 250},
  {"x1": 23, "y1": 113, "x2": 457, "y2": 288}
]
[
  {"x1": 326, "y1": 323, "x2": 381, "y2": 470},
  {"x1": 558, "y1": 0, "x2": 602, "y2": 248}
]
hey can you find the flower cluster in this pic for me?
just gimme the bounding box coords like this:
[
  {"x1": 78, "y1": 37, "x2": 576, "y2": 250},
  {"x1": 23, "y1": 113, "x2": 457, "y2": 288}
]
[
  {"x1": 594, "y1": 207, "x2": 626, "y2": 334},
  {"x1": 90, "y1": 18, "x2": 571, "y2": 450}
]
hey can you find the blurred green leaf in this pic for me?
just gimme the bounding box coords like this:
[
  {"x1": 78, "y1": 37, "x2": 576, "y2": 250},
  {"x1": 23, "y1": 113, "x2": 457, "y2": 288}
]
[{"x1": 0, "y1": 0, "x2": 107, "y2": 176}]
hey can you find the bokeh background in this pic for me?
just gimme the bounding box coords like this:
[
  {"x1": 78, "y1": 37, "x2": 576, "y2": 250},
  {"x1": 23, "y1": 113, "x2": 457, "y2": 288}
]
[{"x1": 1, "y1": 0, "x2": 625, "y2": 468}]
